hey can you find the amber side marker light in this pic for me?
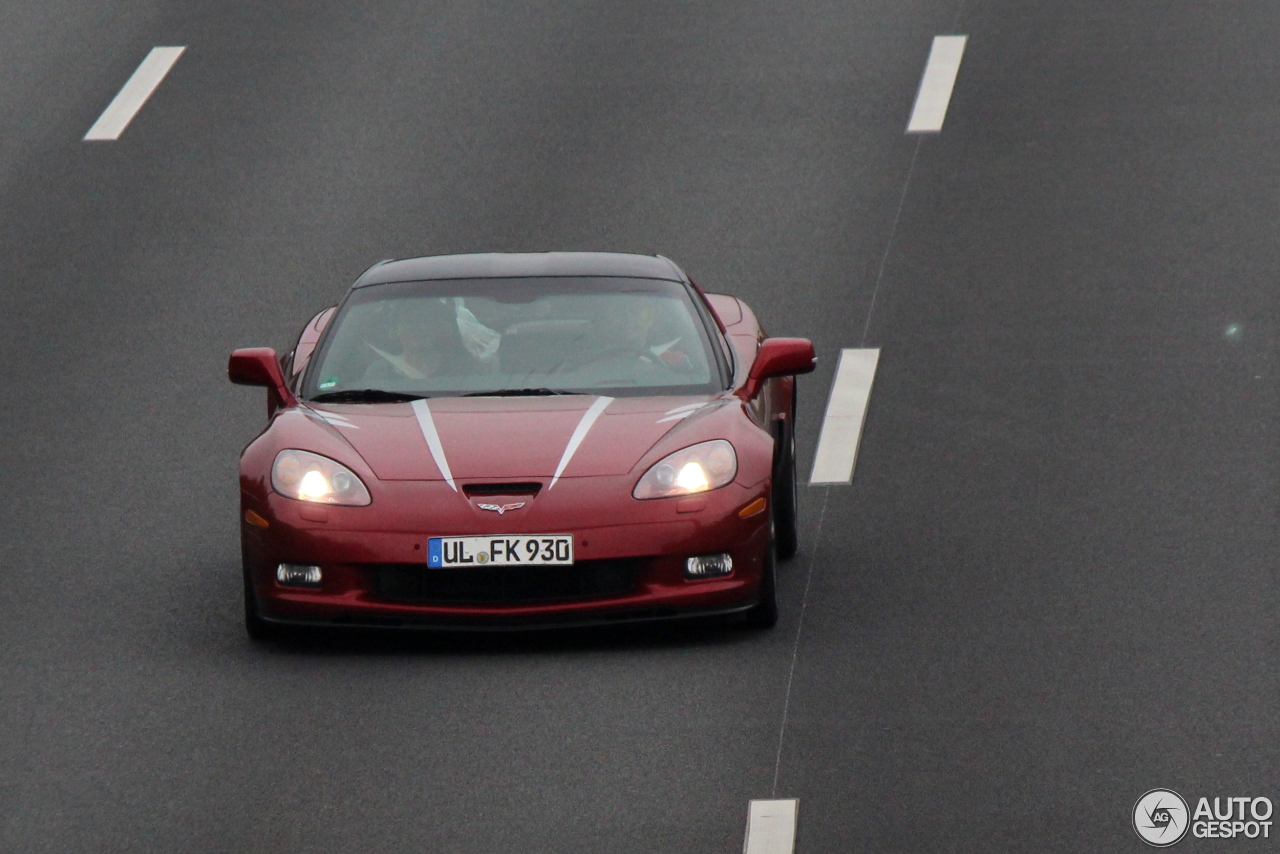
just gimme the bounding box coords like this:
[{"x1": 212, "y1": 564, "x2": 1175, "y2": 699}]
[
  {"x1": 738, "y1": 497, "x2": 767, "y2": 518},
  {"x1": 244, "y1": 509, "x2": 270, "y2": 528}
]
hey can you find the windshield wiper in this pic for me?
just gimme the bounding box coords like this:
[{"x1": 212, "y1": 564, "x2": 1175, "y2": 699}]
[
  {"x1": 462, "y1": 388, "x2": 583, "y2": 397},
  {"x1": 309, "y1": 389, "x2": 427, "y2": 403}
]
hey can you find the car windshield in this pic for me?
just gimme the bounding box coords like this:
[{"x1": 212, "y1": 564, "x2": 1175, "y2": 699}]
[{"x1": 302, "y1": 277, "x2": 724, "y2": 399}]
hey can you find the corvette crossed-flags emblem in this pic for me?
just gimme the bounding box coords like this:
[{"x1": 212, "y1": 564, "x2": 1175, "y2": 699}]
[{"x1": 476, "y1": 502, "x2": 526, "y2": 515}]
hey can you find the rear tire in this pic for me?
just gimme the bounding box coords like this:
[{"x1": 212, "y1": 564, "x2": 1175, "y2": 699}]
[
  {"x1": 773, "y1": 410, "x2": 799, "y2": 561},
  {"x1": 744, "y1": 517, "x2": 779, "y2": 629}
]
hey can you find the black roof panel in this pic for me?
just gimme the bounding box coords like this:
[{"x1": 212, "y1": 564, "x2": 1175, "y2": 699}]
[{"x1": 353, "y1": 252, "x2": 685, "y2": 287}]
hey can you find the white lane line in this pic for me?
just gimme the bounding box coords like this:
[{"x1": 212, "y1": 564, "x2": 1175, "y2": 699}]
[
  {"x1": 809, "y1": 348, "x2": 880, "y2": 485},
  {"x1": 906, "y1": 35, "x2": 967, "y2": 133},
  {"x1": 84, "y1": 46, "x2": 186, "y2": 141},
  {"x1": 743, "y1": 799, "x2": 799, "y2": 854}
]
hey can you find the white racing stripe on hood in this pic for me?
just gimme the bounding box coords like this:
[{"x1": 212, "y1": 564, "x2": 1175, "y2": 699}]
[
  {"x1": 655, "y1": 402, "x2": 706, "y2": 425},
  {"x1": 549, "y1": 396, "x2": 613, "y2": 488},
  {"x1": 411, "y1": 399, "x2": 457, "y2": 491},
  {"x1": 311, "y1": 410, "x2": 359, "y2": 429},
  {"x1": 656, "y1": 403, "x2": 706, "y2": 424},
  {"x1": 656, "y1": 400, "x2": 728, "y2": 424}
]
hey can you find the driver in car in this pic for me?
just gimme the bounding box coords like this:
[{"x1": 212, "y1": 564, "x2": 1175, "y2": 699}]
[
  {"x1": 365, "y1": 299, "x2": 484, "y2": 380},
  {"x1": 571, "y1": 296, "x2": 696, "y2": 377}
]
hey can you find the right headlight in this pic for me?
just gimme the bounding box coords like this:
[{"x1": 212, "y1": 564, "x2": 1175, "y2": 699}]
[
  {"x1": 272, "y1": 449, "x2": 372, "y2": 506},
  {"x1": 633, "y1": 440, "x2": 737, "y2": 500}
]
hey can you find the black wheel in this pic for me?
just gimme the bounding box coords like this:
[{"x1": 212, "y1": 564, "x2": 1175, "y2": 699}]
[
  {"x1": 773, "y1": 408, "x2": 799, "y2": 561},
  {"x1": 243, "y1": 563, "x2": 279, "y2": 642},
  {"x1": 743, "y1": 517, "x2": 779, "y2": 629}
]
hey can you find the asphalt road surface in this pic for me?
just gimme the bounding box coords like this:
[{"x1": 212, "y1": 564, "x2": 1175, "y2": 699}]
[{"x1": 2, "y1": 0, "x2": 1277, "y2": 852}]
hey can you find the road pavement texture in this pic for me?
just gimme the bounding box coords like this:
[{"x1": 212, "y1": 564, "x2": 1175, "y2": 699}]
[{"x1": 1, "y1": 0, "x2": 1276, "y2": 852}]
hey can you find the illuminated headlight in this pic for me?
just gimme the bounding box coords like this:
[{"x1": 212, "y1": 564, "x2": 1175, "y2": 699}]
[
  {"x1": 685, "y1": 554, "x2": 733, "y2": 578},
  {"x1": 633, "y1": 440, "x2": 737, "y2": 500},
  {"x1": 277, "y1": 564, "x2": 323, "y2": 587},
  {"x1": 272, "y1": 449, "x2": 372, "y2": 506}
]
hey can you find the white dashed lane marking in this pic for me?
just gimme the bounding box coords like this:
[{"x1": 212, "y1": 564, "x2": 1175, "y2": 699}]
[
  {"x1": 906, "y1": 35, "x2": 967, "y2": 133},
  {"x1": 809, "y1": 348, "x2": 880, "y2": 485},
  {"x1": 84, "y1": 46, "x2": 186, "y2": 141},
  {"x1": 743, "y1": 799, "x2": 799, "y2": 854}
]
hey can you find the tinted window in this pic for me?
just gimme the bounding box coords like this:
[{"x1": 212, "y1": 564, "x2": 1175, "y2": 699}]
[{"x1": 303, "y1": 277, "x2": 724, "y2": 399}]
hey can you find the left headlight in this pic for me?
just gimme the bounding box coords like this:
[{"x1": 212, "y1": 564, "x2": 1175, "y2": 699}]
[
  {"x1": 633, "y1": 440, "x2": 737, "y2": 500},
  {"x1": 272, "y1": 449, "x2": 372, "y2": 506}
]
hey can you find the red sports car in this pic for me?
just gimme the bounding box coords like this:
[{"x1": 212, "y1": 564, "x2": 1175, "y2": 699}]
[{"x1": 229, "y1": 252, "x2": 815, "y2": 637}]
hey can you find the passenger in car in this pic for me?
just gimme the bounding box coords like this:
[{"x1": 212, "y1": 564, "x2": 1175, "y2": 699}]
[{"x1": 364, "y1": 298, "x2": 487, "y2": 380}]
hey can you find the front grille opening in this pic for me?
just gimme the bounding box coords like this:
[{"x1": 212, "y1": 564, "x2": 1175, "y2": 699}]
[
  {"x1": 374, "y1": 559, "x2": 639, "y2": 604},
  {"x1": 462, "y1": 482, "x2": 542, "y2": 497}
]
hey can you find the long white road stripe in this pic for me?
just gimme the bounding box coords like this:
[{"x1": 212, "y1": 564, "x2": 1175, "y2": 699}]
[
  {"x1": 906, "y1": 35, "x2": 966, "y2": 133},
  {"x1": 84, "y1": 46, "x2": 186, "y2": 141},
  {"x1": 743, "y1": 799, "x2": 798, "y2": 854},
  {"x1": 809, "y1": 348, "x2": 880, "y2": 485}
]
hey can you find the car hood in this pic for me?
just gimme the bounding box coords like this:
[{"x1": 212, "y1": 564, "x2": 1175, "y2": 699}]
[{"x1": 304, "y1": 395, "x2": 726, "y2": 482}]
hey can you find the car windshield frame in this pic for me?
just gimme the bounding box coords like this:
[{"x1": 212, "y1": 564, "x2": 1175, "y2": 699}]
[{"x1": 299, "y1": 276, "x2": 732, "y2": 401}]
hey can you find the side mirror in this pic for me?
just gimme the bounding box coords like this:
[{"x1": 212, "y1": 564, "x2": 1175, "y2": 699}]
[
  {"x1": 229, "y1": 348, "x2": 296, "y2": 415},
  {"x1": 737, "y1": 338, "x2": 817, "y2": 401}
]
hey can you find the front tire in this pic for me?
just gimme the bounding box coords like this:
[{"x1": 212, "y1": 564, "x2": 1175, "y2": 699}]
[
  {"x1": 773, "y1": 413, "x2": 799, "y2": 560},
  {"x1": 744, "y1": 517, "x2": 779, "y2": 628},
  {"x1": 243, "y1": 563, "x2": 279, "y2": 642}
]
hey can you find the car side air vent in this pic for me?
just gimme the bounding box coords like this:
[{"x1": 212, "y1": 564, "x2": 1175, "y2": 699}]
[{"x1": 462, "y1": 482, "x2": 542, "y2": 497}]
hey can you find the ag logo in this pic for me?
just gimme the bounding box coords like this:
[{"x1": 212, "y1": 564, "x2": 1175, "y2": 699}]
[{"x1": 1134, "y1": 789, "x2": 1190, "y2": 847}]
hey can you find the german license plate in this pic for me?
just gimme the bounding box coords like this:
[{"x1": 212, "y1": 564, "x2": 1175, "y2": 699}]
[{"x1": 427, "y1": 535, "x2": 574, "y2": 567}]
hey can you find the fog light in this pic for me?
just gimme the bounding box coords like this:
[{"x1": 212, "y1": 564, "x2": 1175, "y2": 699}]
[
  {"x1": 277, "y1": 564, "x2": 323, "y2": 587},
  {"x1": 684, "y1": 554, "x2": 733, "y2": 579}
]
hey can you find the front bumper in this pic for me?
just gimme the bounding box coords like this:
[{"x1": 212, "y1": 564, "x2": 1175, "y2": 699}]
[{"x1": 241, "y1": 477, "x2": 771, "y2": 630}]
